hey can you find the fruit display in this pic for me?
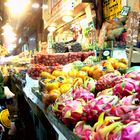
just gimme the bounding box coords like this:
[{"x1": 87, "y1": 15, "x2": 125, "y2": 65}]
[
  {"x1": 50, "y1": 67, "x2": 140, "y2": 140},
  {"x1": 68, "y1": 52, "x2": 82, "y2": 63},
  {"x1": 33, "y1": 52, "x2": 95, "y2": 66},
  {"x1": 27, "y1": 56, "x2": 129, "y2": 107},
  {"x1": 23, "y1": 49, "x2": 139, "y2": 140},
  {"x1": 95, "y1": 73, "x2": 122, "y2": 92},
  {"x1": 27, "y1": 64, "x2": 47, "y2": 79}
]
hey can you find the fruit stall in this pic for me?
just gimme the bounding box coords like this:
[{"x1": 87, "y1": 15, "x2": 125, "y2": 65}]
[
  {"x1": 8, "y1": 49, "x2": 140, "y2": 140},
  {"x1": 0, "y1": 0, "x2": 140, "y2": 140}
]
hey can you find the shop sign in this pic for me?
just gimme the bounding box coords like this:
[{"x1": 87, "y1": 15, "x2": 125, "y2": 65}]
[{"x1": 103, "y1": 0, "x2": 122, "y2": 20}]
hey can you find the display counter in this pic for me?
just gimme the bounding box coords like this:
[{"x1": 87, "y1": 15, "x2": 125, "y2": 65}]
[{"x1": 11, "y1": 74, "x2": 79, "y2": 140}]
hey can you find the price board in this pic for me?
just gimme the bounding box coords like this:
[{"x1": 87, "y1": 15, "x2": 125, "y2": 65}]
[{"x1": 103, "y1": 0, "x2": 122, "y2": 20}]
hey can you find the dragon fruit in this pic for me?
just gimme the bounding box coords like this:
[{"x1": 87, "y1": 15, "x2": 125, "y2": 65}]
[
  {"x1": 96, "y1": 73, "x2": 122, "y2": 92},
  {"x1": 73, "y1": 121, "x2": 92, "y2": 140},
  {"x1": 109, "y1": 95, "x2": 140, "y2": 123},
  {"x1": 84, "y1": 77, "x2": 96, "y2": 93},
  {"x1": 72, "y1": 87, "x2": 95, "y2": 102},
  {"x1": 113, "y1": 78, "x2": 140, "y2": 98},
  {"x1": 120, "y1": 106, "x2": 140, "y2": 124},
  {"x1": 52, "y1": 93, "x2": 74, "y2": 117},
  {"x1": 82, "y1": 95, "x2": 119, "y2": 122},
  {"x1": 120, "y1": 122, "x2": 140, "y2": 140},
  {"x1": 61, "y1": 99, "x2": 86, "y2": 125},
  {"x1": 91, "y1": 113, "x2": 123, "y2": 140},
  {"x1": 97, "y1": 88, "x2": 113, "y2": 97},
  {"x1": 124, "y1": 71, "x2": 140, "y2": 81}
]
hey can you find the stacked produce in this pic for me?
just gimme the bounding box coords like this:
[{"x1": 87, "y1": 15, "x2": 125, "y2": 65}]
[
  {"x1": 33, "y1": 52, "x2": 95, "y2": 66},
  {"x1": 33, "y1": 57, "x2": 129, "y2": 105},
  {"x1": 40, "y1": 69, "x2": 95, "y2": 107},
  {"x1": 68, "y1": 52, "x2": 82, "y2": 63},
  {"x1": 26, "y1": 50, "x2": 139, "y2": 140},
  {"x1": 28, "y1": 53, "x2": 96, "y2": 79},
  {"x1": 34, "y1": 52, "x2": 69, "y2": 66},
  {"x1": 28, "y1": 54, "x2": 128, "y2": 81},
  {"x1": 50, "y1": 67, "x2": 140, "y2": 140},
  {"x1": 27, "y1": 64, "x2": 47, "y2": 79}
]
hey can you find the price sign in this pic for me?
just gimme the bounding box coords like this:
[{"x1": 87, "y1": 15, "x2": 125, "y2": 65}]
[
  {"x1": 103, "y1": 0, "x2": 122, "y2": 20},
  {"x1": 126, "y1": 12, "x2": 140, "y2": 46}
]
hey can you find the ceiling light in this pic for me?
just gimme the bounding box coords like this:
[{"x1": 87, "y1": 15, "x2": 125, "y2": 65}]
[
  {"x1": 62, "y1": 15, "x2": 73, "y2": 23},
  {"x1": 5, "y1": 0, "x2": 30, "y2": 15},
  {"x1": 32, "y1": 3, "x2": 40, "y2": 9}
]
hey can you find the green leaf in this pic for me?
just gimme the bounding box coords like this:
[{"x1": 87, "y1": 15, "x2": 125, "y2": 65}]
[
  {"x1": 121, "y1": 82, "x2": 125, "y2": 88},
  {"x1": 93, "y1": 113, "x2": 105, "y2": 131}
]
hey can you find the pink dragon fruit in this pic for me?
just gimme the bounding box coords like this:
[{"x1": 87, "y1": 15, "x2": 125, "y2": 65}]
[
  {"x1": 124, "y1": 71, "x2": 140, "y2": 81},
  {"x1": 121, "y1": 107, "x2": 140, "y2": 124},
  {"x1": 82, "y1": 95, "x2": 119, "y2": 122},
  {"x1": 73, "y1": 121, "x2": 92, "y2": 140},
  {"x1": 52, "y1": 93, "x2": 73, "y2": 117},
  {"x1": 96, "y1": 73, "x2": 122, "y2": 92},
  {"x1": 96, "y1": 88, "x2": 113, "y2": 97},
  {"x1": 84, "y1": 77, "x2": 96, "y2": 93},
  {"x1": 72, "y1": 87, "x2": 95, "y2": 102},
  {"x1": 109, "y1": 95, "x2": 140, "y2": 123},
  {"x1": 61, "y1": 99, "x2": 86, "y2": 125},
  {"x1": 91, "y1": 113, "x2": 123, "y2": 140},
  {"x1": 120, "y1": 122, "x2": 140, "y2": 140},
  {"x1": 113, "y1": 78, "x2": 140, "y2": 98}
]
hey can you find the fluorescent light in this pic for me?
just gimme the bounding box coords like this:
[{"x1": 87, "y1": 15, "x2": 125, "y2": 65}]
[
  {"x1": 62, "y1": 15, "x2": 73, "y2": 23},
  {"x1": 32, "y1": 3, "x2": 40, "y2": 9}
]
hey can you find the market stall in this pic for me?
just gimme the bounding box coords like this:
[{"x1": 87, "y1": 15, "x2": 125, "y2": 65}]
[{"x1": 0, "y1": 0, "x2": 140, "y2": 140}]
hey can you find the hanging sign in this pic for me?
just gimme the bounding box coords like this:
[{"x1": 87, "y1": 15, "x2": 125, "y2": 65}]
[{"x1": 103, "y1": 0, "x2": 122, "y2": 20}]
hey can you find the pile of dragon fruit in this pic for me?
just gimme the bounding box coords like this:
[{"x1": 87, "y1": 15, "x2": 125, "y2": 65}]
[{"x1": 52, "y1": 70, "x2": 140, "y2": 140}]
